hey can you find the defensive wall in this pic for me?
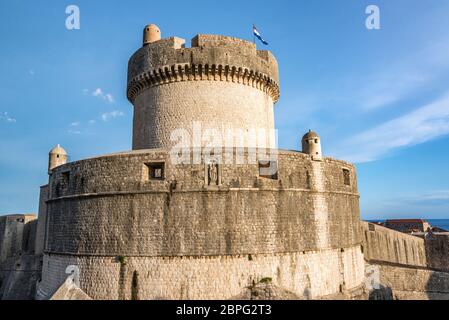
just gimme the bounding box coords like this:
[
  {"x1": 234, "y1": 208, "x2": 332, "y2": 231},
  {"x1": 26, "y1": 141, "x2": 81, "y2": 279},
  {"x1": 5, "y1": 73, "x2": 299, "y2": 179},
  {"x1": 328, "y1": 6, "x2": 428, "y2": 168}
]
[
  {"x1": 362, "y1": 222, "x2": 449, "y2": 299},
  {"x1": 0, "y1": 214, "x2": 41, "y2": 300},
  {"x1": 37, "y1": 148, "x2": 365, "y2": 299}
]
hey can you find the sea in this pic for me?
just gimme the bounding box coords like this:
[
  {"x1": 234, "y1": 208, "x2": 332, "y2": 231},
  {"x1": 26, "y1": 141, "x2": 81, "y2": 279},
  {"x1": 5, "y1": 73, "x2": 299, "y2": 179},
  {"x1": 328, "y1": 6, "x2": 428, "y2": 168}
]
[
  {"x1": 368, "y1": 219, "x2": 449, "y2": 232},
  {"x1": 428, "y1": 219, "x2": 449, "y2": 231}
]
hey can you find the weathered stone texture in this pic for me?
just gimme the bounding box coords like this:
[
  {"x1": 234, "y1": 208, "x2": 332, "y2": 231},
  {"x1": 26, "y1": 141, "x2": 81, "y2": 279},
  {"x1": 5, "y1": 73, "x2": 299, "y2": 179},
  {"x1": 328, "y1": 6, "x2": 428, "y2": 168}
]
[
  {"x1": 44, "y1": 150, "x2": 360, "y2": 257},
  {"x1": 362, "y1": 222, "x2": 427, "y2": 267},
  {"x1": 368, "y1": 263, "x2": 449, "y2": 300},
  {"x1": 426, "y1": 234, "x2": 449, "y2": 272},
  {"x1": 34, "y1": 185, "x2": 48, "y2": 255},
  {"x1": 127, "y1": 34, "x2": 279, "y2": 150},
  {"x1": 35, "y1": 148, "x2": 364, "y2": 299},
  {"x1": 132, "y1": 82, "x2": 275, "y2": 149},
  {"x1": 362, "y1": 222, "x2": 449, "y2": 299},
  {"x1": 0, "y1": 214, "x2": 41, "y2": 300},
  {"x1": 39, "y1": 246, "x2": 364, "y2": 300}
]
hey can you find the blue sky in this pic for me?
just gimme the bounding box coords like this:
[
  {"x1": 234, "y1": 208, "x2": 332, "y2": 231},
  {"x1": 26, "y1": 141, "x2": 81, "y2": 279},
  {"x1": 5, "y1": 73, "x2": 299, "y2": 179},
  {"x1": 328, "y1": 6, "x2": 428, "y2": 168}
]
[{"x1": 1, "y1": 0, "x2": 449, "y2": 219}]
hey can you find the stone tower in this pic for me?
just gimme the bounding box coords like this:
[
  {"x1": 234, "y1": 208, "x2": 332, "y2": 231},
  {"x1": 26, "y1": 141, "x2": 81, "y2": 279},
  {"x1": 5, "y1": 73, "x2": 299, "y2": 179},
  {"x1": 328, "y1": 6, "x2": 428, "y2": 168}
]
[
  {"x1": 302, "y1": 130, "x2": 322, "y2": 161},
  {"x1": 127, "y1": 24, "x2": 280, "y2": 150},
  {"x1": 48, "y1": 144, "x2": 68, "y2": 174}
]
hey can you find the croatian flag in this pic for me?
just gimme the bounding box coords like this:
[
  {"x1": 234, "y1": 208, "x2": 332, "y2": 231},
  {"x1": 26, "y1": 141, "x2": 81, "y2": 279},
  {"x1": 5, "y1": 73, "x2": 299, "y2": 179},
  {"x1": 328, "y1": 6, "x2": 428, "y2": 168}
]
[{"x1": 253, "y1": 25, "x2": 269, "y2": 45}]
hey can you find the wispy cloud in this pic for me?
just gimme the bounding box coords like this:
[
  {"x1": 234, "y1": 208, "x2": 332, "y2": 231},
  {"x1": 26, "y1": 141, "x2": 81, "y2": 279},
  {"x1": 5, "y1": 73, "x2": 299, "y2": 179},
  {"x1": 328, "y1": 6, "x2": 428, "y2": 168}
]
[
  {"x1": 92, "y1": 88, "x2": 114, "y2": 103},
  {"x1": 29, "y1": 69, "x2": 35, "y2": 76},
  {"x1": 356, "y1": 40, "x2": 449, "y2": 111},
  {"x1": 68, "y1": 129, "x2": 82, "y2": 135},
  {"x1": 0, "y1": 112, "x2": 16, "y2": 123},
  {"x1": 67, "y1": 110, "x2": 125, "y2": 134},
  {"x1": 83, "y1": 88, "x2": 115, "y2": 103},
  {"x1": 332, "y1": 93, "x2": 449, "y2": 163},
  {"x1": 101, "y1": 110, "x2": 124, "y2": 122},
  {"x1": 377, "y1": 190, "x2": 449, "y2": 213},
  {"x1": 400, "y1": 190, "x2": 449, "y2": 207}
]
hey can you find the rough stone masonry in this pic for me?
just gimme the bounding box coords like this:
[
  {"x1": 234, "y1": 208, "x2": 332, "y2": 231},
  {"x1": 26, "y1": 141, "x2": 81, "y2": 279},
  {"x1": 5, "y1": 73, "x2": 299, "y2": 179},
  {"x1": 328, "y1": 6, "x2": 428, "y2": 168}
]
[{"x1": 0, "y1": 24, "x2": 448, "y2": 300}]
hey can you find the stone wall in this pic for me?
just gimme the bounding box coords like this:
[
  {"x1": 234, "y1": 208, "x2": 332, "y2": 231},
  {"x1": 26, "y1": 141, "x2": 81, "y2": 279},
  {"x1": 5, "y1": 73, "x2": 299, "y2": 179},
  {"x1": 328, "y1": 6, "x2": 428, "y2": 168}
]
[
  {"x1": 39, "y1": 148, "x2": 364, "y2": 299},
  {"x1": 35, "y1": 185, "x2": 48, "y2": 255},
  {"x1": 44, "y1": 150, "x2": 360, "y2": 256},
  {"x1": 0, "y1": 214, "x2": 41, "y2": 300},
  {"x1": 132, "y1": 81, "x2": 275, "y2": 149},
  {"x1": 361, "y1": 222, "x2": 427, "y2": 267},
  {"x1": 362, "y1": 222, "x2": 449, "y2": 299},
  {"x1": 38, "y1": 245, "x2": 365, "y2": 300},
  {"x1": 426, "y1": 234, "x2": 449, "y2": 272},
  {"x1": 368, "y1": 264, "x2": 449, "y2": 300},
  {"x1": 0, "y1": 215, "x2": 37, "y2": 264},
  {"x1": 127, "y1": 34, "x2": 279, "y2": 150}
]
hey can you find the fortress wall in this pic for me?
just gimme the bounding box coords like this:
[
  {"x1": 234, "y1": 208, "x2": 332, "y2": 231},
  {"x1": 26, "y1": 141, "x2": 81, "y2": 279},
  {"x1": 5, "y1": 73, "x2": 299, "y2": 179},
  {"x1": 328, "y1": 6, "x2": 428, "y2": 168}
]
[
  {"x1": 132, "y1": 81, "x2": 275, "y2": 149},
  {"x1": 0, "y1": 215, "x2": 37, "y2": 264},
  {"x1": 0, "y1": 215, "x2": 40, "y2": 300},
  {"x1": 35, "y1": 185, "x2": 48, "y2": 255},
  {"x1": 44, "y1": 151, "x2": 361, "y2": 256},
  {"x1": 39, "y1": 245, "x2": 365, "y2": 300},
  {"x1": 362, "y1": 222, "x2": 427, "y2": 267},
  {"x1": 369, "y1": 264, "x2": 449, "y2": 300},
  {"x1": 362, "y1": 222, "x2": 449, "y2": 299},
  {"x1": 425, "y1": 234, "x2": 449, "y2": 271},
  {"x1": 39, "y1": 149, "x2": 364, "y2": 299}
]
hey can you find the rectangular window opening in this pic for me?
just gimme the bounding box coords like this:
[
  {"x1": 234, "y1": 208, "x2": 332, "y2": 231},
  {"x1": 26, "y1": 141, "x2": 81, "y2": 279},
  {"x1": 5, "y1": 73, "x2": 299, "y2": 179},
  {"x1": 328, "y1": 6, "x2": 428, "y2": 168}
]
[
  {"x1": 342, "y1": 168, "x2": 351, "y2": 186},
  {"x1": 145, "y1": 162, "x2": 165, "y2": 180},
  {"x1": 61, "y1": 171, "x2": 71, "y2": 188}
]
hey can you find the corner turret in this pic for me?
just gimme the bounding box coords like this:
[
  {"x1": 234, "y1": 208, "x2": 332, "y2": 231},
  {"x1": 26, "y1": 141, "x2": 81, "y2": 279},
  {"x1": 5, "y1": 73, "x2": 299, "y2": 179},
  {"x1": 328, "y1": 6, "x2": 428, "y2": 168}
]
[
  {"x1": 302, "y1": 130, "x2": 322, "y2": 161},
  {"x1": 143, "y1": 24, "x2": 161, "y2": 46},
  {"x1": 48, "y1": 144, "x2": 68, "y2": 174}
]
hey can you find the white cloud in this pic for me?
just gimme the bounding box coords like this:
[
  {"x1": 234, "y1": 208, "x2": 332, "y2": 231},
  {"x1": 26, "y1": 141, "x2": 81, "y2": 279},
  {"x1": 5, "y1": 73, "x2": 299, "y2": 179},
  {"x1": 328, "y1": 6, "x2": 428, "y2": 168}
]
[
  {"x1": 359, "y1": 73, "x2": 429, "y2": 110},
  {"x1": 332, "y1": 93, "x2": 449, "y2": 163},
  {"x1": 70, "y1": 121, "x2": 80, "y2": 127},
  {"x1": 83, "y1": 88, "x2": 115, "y2": 103},
  {"x1": 104, "y1": 93, "x2": 114, "y2": 103},
  {"x1": 29, "y1": 69, "x2": 35, "y2": 76},
  {"x1": 0, "y1": 112, "x2": 16, "y2": 123},
  {"x1": 92, "y1": 88, "x2": 103, "y2": 97},
  {"x1": 88, "y1": 119, "x2": 96, "y2": 124},
  {"x1": 101, "y1": 110, "x2": 124, "y2": 122}
]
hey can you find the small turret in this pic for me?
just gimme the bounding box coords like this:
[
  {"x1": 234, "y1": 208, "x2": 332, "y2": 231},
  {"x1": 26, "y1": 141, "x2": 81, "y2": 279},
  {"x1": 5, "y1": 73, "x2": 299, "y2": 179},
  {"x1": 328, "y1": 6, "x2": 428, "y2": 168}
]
[
  {"x1": 143, "y1": 24, "x2": 161, "y2": 46},
  {"x1": 302, "y1": 130, "x2": 322, "y2": 161},
  {"x1": 48, "y1": 144, "x2": 68, "y2": 174}
]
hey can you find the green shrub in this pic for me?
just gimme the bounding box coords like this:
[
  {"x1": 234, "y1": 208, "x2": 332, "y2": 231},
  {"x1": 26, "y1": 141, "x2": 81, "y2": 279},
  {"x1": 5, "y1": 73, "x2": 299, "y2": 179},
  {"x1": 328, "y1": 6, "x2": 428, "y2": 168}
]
[{"x1": 259, "y1": 277, "x2": 272, "y2": 284}]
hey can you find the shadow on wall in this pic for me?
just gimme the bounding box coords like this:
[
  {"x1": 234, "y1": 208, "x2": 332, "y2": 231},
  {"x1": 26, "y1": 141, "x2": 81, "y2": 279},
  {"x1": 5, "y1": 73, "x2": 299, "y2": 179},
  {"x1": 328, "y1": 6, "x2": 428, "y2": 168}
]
[
  {"x1": 425, "y1": 234, "x2": 449, "y2": 300},
  {"x1": 368, "y1": 284, "x2": 393, "y2": 300}
]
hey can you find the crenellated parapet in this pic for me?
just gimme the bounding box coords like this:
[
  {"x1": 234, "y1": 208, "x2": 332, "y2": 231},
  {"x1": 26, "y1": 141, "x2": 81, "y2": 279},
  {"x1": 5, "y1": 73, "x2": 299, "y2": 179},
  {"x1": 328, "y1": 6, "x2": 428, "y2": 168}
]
[{"x1": 127, "y1": 34, "x2": 280, "y2": 103}]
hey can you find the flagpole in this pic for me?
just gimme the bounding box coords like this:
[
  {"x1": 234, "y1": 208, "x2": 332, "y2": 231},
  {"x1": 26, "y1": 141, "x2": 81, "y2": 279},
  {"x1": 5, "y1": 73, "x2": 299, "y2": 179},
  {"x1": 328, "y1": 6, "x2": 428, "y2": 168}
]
[{"x1": 253, "y1": 24, "x2": 255, "y2": 45}]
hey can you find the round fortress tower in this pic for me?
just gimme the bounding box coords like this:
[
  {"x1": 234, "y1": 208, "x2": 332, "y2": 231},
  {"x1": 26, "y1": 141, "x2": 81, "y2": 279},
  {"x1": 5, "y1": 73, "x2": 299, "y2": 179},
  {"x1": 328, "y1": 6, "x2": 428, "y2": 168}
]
[{"x1": 127, "y1": 25, "x2": 280, "y2": 150}]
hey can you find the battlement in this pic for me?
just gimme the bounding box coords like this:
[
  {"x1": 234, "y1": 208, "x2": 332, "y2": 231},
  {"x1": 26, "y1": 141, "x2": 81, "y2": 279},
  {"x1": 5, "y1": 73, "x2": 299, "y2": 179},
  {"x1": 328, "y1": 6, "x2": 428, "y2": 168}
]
[
  {"x1": 191, "y1": 34, "x2": 256, "y2": 50},
  {"x1": 127, "y1": 34, "x2": 280, "y2": 103}
]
